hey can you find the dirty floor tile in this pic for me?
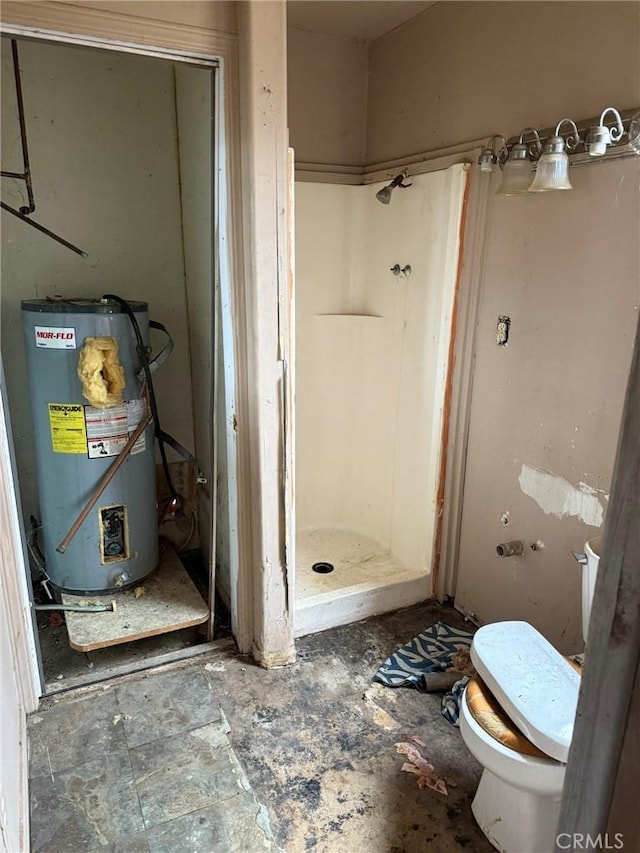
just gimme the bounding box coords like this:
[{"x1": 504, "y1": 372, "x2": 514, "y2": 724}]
[
  {"x1": 28, "y1": 689, "x2": 126, "y2": 778},
  {"x1": 129, "y1": 720, "x2": 246, "y2": 828},
  {"x1": 109, "y1": 831, "x2": 151, "y2": 852},
  {"x1": 29, "y1": 602, "x2": 493, "y2": 853},
  {"x1": 29, "y1": 747, "x2": 144, "y2": 852},
  {"x1": 146, "y1": 791, "x2": 279, "y2": 853},
  {"x1": 212, "y1": 602, "x2": 493, "y2": 852},
  {"x1": 116, "y1": 667, "x2": 223, "y2": 748}
]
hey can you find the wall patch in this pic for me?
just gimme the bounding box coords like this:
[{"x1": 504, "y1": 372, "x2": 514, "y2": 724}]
[{"x1": 518, "y1": 463, "x2": 604, "y2": 528}]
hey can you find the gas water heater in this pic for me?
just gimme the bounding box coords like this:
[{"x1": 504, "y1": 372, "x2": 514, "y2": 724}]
[{"x1": 22, "y1": 298, "x2": 161, "y2": 594}]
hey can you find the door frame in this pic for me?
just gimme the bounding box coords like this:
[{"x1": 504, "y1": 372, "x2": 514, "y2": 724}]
[
  {"x1": 435, "y1": 165, "x2": 492, "y2": 603},
  {"x1": 0, "y1": 358, "x2": 40, "y2": 851},
  {"x1": 0, "y1": 358, "x2": 41, "y2": 703},
  {"x1": 0, "y1": 10, "x2": 245, "y2": 688},
  {"x1": 1, "y1": 0, "x2": 311, "y2": 671}
]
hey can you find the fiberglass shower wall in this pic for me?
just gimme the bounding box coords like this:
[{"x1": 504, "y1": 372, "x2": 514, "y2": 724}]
[{"x1": 295, "y1": 163, "x2": 468, "y2": 623}]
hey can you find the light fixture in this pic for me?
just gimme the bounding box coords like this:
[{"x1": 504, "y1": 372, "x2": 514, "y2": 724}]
[
  {"x1": 481, "y1": 105, "x2": 638, "y2": 199},
  {"x1": 496, "y1": 128, "x2": 542, "y2": 196},
  {"x1": 375, "y1": 170, "x2": 412, "y2": 204},
  {"x1": 529, "y1": 119, "x2": 580, "y2": 193},
  {"x1": 629, "y1": 111, "x2": 640, "y2": 155},
  {"x1": 585, "y1": 107, "x2": 625, "y2": 156},
  {"x1": 477, "y1": 135, "x2": 507, "y2": 173}
]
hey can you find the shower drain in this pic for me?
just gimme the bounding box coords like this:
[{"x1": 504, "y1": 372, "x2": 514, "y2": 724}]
[{"x1": 312, "y1": 562, "x2": 334, "y2": 574}]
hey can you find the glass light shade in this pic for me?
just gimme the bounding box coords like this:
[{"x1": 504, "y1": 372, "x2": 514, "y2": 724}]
[
  {"x1": 478, "y1": 148, "x2": 496, "y2": 172},
  {"x1": 629, "y1": 111, "x2": 640, "y2": 155},
  {"x1": 585, "y1": 125, "x2": 610, "y2": 156},
  {"x1": 496, "y1": 158, "x2": 534, "y2": 195},
  {"x1": 529, "y1": 151, "x2": 572, "y2": 192}
]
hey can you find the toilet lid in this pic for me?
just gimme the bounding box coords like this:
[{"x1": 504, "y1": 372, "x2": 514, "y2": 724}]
[{"x1": 470, "y1": 621, "x2": 581, "y2": 762}]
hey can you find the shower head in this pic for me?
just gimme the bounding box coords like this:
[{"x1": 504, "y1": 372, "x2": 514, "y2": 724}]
[
  {"x1": 375, "y1": 171, "x2": 412, "y2": 204},
  {"x1": 375, "y1": 185, "x2": 394, "y2": 205}
]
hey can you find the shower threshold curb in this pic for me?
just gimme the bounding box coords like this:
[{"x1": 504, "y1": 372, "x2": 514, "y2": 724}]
[{"x1": 293, "y1": 573, "x2": 429, "y2": 638}]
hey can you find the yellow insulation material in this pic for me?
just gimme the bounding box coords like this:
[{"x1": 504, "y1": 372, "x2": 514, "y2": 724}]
[{"x1": 77, "y1": 336, "x2": 126, "y2": 408}]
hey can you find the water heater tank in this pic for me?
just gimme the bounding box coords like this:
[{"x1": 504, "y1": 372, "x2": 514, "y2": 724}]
[{"x1": 22, "y1": 298, "x2": 159, "y2": 594}]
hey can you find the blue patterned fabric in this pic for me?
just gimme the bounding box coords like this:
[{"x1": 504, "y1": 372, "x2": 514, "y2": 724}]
[
  {"x1": 440, "y1": 676, "x2": 471, "y2": 726},
  {"x1": 373, "y1": 621, "x2": 474, "y2": 726}
]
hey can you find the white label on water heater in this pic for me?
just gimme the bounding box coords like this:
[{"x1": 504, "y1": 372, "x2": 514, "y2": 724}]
[
  {"x1": 35, "y1": 326, "x2": 76, "y2": 349},
  {"x1": 84, "y1": 399, "x2": 146, "y2": 459}
]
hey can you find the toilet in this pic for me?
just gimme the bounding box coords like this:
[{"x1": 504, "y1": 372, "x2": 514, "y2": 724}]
[{"x1": 459, "y1": 538, "x2": 601, "y2": 853}]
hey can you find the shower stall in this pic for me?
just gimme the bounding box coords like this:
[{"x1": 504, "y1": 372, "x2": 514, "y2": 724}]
[{"x1": 294, "y1": 163, "x2": 469, "y2": 636}]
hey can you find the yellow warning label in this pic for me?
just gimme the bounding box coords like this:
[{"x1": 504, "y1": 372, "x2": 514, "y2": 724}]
[{"x1": 48, "y1": 403, "x2": 87, "y2": 454}]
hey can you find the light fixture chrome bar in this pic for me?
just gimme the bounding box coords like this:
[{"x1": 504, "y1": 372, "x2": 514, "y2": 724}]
[{"x1": 504, "y1": 106, "x2": 639, "y2": 155}]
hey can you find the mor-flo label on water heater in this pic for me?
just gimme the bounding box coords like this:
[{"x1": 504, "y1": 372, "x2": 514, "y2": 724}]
[{"x1": 35, "y1": 325, "x2": 77, "y2": 349}]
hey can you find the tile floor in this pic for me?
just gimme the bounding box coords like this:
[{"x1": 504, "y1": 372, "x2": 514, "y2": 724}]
[
  {"x1": 29, "y1": 670, "x2": 278, "y2": 852},
  {"x1": 29, "y1": 602, "x2": 493, "y2": 852}
]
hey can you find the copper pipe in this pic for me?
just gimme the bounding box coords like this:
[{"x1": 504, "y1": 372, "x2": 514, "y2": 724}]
[
  {"x1": 34, "y1": 602, "x2": 115, "y2": 613},
  {"x1": 56, "y1": 407, "x2": 152, "y2": 554}
]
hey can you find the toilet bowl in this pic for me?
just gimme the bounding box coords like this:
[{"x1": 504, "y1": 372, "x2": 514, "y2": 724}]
[{"x1": 460, "y1": 538, "x2": 601, "y2": 853}]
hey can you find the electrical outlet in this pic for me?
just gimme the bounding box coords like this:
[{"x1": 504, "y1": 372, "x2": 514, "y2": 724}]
[{"x1": 497, "y1": 315, "x2": 511, "y2": 346}]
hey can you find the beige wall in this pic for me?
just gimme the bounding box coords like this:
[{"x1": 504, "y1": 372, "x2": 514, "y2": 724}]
[
  {"x1": 287, "y1": 8, "x2": 640, "y2": 808},
  {"x1": 1, "y1": 39, "x2": 196, "y2": 521},
  {"x1": 366, "y1": 1, "x2": 640, "y2": 164},
  {"x1": 287, "y1": 27, "x2": 368, "y2": 166},
  {"x1": 175, "y1": 63, "x2": 214, "y2": 559},
  {"x1": 360, "y1": 1, "x2": 640, "y2": 650},
  {"x1": 455, "y1": 157, "x2": 640, "y2": 652}
]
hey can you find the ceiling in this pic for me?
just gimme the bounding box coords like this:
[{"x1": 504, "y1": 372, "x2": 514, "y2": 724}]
[{"x1": 287, "y1": 1, "x2": 437, "y2": 42}]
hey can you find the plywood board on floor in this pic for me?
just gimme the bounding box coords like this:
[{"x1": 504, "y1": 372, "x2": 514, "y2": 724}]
[{"x1": 62, "y1": 544, "x2": 209, "y2": 652}]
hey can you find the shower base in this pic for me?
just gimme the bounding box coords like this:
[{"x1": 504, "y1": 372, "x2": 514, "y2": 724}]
[{"x1": 294, "y1": 528, "x2": 429, "y2": 638}]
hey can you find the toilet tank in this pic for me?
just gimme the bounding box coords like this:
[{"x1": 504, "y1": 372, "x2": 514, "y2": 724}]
[{"x1": 582, "y1": 537, "x2": 601, "y2": 643}]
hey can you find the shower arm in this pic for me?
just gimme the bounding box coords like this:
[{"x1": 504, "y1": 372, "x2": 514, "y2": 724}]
[{"x1": 390, "y1": 172, "x2": 412, "y2": 189}]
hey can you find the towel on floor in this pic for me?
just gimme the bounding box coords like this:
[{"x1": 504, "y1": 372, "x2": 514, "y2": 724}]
[{"x1": 373, "y1": 621, "x2": 475, "y2": 726}]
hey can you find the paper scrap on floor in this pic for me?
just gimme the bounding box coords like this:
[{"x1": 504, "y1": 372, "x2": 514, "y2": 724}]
[{"x1": 373, "y1": 622, "x2": 476, "y2": 726}]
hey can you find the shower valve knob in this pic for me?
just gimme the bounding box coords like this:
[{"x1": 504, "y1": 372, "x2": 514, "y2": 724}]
[{"x1": 390, "y1": 264, "x2": 412, "y2": 277}]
